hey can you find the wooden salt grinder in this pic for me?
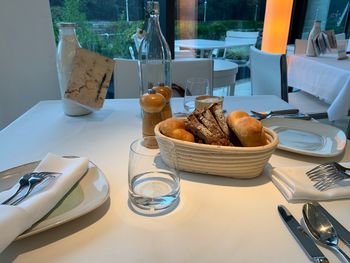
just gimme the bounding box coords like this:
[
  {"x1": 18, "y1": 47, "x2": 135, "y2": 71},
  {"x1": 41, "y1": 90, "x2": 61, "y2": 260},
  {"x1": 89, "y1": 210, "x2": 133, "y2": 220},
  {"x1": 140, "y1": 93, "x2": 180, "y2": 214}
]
[
  {"x1": 139, "y1": 89, "x2": 166, "y2": 148},
  {"x1": 153, "y1": 84, "x2": 173, "y2": 120}
]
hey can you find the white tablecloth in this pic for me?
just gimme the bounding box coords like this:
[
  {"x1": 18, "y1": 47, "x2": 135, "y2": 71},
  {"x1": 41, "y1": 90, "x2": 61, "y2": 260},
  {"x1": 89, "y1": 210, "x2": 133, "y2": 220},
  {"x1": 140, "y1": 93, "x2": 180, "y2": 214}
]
[
  {"x1": 287, "y1": 53, "x2": 350, "y2": 121},
  {"x1": 1, "y1": 97, "x2": 350, "y2": 263}
]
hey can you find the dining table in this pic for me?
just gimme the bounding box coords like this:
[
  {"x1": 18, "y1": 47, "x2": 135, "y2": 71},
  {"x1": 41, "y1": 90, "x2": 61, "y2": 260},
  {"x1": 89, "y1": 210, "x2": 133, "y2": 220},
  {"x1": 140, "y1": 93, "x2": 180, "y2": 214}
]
[
  {"x1": 1, "y1": 96, "x2": 350, "y2": 263},
  {"x1": 175, "y1": 39, "x2": 254, "y2": 58},
  {"x1": 287, "y1": 52, "x2": 350, "y2": 121}
]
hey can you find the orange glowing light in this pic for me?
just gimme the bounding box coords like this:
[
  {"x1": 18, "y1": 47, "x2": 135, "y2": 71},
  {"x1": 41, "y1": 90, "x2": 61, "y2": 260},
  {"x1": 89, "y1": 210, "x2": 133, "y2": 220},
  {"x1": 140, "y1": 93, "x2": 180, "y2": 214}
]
[{"x1": 261, "y1": 0, "x2": 294, "y2": 54}]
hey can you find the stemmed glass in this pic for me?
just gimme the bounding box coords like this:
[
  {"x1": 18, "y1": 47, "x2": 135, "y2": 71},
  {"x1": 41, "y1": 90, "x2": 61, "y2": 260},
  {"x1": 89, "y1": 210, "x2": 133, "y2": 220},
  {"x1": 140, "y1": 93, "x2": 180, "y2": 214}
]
[{"x1": 183, "y1": 78, "x2": 209, "y2": 113}]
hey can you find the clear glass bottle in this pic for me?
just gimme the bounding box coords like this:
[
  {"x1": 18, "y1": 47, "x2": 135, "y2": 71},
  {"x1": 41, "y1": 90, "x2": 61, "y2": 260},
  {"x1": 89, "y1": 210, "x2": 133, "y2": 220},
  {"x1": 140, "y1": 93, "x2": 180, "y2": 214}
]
[
  {"x1": 56, "y1": 22, "x2": 91, "y2": 116},
  {"x1": 138, "y1": 1, "x2": 172, "y2": 97},
  {"x1": 306, "y1": 20, "x2": 321, "y2": 57}
]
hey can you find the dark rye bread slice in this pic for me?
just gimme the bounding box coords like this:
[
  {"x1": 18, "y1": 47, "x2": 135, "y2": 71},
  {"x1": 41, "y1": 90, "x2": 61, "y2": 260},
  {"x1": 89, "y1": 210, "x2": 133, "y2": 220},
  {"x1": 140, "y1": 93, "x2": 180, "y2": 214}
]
[
  {"x1": 186, "y1": 109, "x2": 232, "y2": 146},
  {"x1": 193, "y1": 109, "x2": 226, "y2": 138},
  {"x1": 208, "y1": 103, "x2": 230, "y2": 136},
  {"x1": 185, "y1": 114, "x2": 216, "y2": 144}
]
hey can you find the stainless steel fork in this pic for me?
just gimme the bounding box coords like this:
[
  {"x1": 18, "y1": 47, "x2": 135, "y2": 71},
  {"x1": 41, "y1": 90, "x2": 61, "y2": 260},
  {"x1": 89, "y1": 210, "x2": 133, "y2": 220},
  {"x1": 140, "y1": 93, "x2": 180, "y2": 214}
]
[
  {"x1": 306, "y1": 162, "x2": 350, "y2": 181},
  {"x1": 9, "y1": 173, "x2": 57, "y2": 205},
  {"x1": 313, "y1": 171, "x2": 350, "y2": 191},
  {"x1": 306, "y1": 162, "x2": 350, "y2": 191},
  {"x1": 1, "y1": 172, "x2": 58, "y2": 205}
]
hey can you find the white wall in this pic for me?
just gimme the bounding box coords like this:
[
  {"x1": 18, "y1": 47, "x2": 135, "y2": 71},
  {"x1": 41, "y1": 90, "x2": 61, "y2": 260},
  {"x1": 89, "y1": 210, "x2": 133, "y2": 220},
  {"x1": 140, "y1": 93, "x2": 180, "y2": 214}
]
[{"x1": 0, "y1": 0, "x2": 60, "y2": 130}]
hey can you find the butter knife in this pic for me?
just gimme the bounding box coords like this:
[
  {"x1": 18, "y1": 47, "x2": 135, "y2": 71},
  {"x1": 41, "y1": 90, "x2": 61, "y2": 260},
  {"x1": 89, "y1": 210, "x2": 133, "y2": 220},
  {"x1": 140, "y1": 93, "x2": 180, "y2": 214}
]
[
  {"x1": 313, "y1": 202, "x2": 350, "y2": 247},
  {"x1": 278, "y1": 205, "x2": 329, "y2": 263},
  {"x1": 271, "y1": 109, "x2": 299, "y2": 115},
  {"x1": 251, "y1": 109, "x2": 300, "y2": 120},
  {"x1": 272, "y1": 113, "x2": 311, "y2": 120}
]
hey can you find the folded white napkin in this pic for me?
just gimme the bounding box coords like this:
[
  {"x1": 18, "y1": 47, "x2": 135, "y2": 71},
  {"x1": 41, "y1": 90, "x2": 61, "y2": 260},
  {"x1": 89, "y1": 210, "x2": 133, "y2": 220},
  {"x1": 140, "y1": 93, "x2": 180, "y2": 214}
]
[
  {"x1": 0, "y1": 153, "x2": 88, "y2": 253},
  {"x1": 270, "y1": 163, "x2": 350, "y2": 201}
]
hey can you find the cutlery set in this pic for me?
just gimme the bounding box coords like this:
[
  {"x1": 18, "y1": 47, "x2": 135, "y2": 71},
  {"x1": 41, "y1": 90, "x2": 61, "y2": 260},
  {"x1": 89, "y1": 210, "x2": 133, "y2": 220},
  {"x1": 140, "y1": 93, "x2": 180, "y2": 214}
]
[
  {"x1": 1, "y1": 172, "x2": 58, "y2": 205},
  {"x1": 250, "y1": 109, "x2": 311, "y2": 120},
  {"x1": 307, "y1": 162, "x2": 350, "y2": 191},
  {"x1": 279, "y1": 203, "x2": 350, "y2": 262}
]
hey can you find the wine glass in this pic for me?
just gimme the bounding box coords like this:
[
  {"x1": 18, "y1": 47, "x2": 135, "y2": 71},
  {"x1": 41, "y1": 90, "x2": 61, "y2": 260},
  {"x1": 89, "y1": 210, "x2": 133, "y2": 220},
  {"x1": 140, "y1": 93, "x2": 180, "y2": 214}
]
[{"x1": 183, "y1": 78, "x2": 209, "y2": 113}]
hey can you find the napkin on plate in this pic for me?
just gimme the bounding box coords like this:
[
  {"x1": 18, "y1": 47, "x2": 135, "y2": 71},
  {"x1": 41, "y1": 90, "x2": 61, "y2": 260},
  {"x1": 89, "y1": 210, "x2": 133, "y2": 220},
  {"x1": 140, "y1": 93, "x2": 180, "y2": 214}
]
[
  {"x1": 0, "y1": 153, "x2": 88, "y2": 253},
  {"x1": 269, "y1": 163, "x2": 350, "y2": 201}
]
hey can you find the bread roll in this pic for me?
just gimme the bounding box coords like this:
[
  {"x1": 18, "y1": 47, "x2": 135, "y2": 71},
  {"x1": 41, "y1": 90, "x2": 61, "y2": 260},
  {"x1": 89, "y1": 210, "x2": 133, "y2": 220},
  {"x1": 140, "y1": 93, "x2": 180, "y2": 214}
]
[
  {"x1": 227, "y1": 111, "x2": 267, "y2": 147},
  {"x1": 159, "y1": 118, "x2": 185, "y2": 134},
  {"x1": 227, "y1": 111, "x2": 249, "y2": 123},
  {"x1": 169, "y1": 128, "x2": 195, "y2": 142},
  {"x1": 159, "y1": 118, "x2": 195, "y2": 142}
]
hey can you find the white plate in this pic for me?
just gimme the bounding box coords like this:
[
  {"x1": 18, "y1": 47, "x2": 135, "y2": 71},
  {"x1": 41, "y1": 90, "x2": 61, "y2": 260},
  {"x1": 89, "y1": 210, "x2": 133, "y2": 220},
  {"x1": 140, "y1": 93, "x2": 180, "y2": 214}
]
[
  {"x1": 0, "y1": 159, "x2": 109, "y2": 239},
  {"x1": 262, "y1": 118, "x2": 347, "y2": 157}
]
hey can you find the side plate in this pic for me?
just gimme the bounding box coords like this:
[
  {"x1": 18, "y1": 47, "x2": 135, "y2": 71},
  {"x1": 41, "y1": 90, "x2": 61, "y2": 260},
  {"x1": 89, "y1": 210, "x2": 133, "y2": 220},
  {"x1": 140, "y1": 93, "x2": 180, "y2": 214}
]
[{"x1": 0, "y1": 159, "x2": 110, "y2": 239}]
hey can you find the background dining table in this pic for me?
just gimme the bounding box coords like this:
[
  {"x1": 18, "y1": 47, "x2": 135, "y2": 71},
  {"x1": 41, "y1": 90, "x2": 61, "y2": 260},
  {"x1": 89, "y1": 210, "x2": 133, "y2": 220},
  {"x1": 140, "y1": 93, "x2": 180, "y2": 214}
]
[
  {"x1": 175, "y1": 39, "x2": 255, "y2": 58},
  {"x1": 1, "y1": 96, "x2": 350, "y2": 263},
  {"x1": 287, "y1": 52, "x2": 350, "y2": 121}
]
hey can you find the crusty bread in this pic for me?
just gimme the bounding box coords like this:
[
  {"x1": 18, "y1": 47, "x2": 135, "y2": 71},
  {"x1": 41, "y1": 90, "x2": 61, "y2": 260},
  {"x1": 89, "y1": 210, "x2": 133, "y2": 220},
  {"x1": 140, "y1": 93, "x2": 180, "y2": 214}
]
[
  {"x1": 159, "y1": 118, "x2": 185, "y2": 135},
  {"x1": 185, "y1": 114, "x2": 216, "y2": 144},
  {"x1": 227, "y1": 111, "x2": 267, "y2": 147},
  {"x1": 209, "y1": 103, "x2": 230, "y2": 136},
  {"x1": 170, "y1": 128, "x2": 195, "y2": 142},
  {"x1": 159, "y1": 118, "x2": 195, "y2": 142},
  {"x1": 227, "y1": 111, "x2": 249, "y2": 124},
  {"x1": 186, "y1": 107, "x2": 232, "y2": 146}
]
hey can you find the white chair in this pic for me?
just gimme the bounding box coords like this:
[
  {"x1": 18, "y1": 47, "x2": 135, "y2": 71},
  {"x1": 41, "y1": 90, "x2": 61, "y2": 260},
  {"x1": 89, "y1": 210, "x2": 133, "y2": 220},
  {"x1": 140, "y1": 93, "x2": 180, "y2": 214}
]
[
  {"x1": 249, "y1": 46, "x2": 288, "y2": 101},
  {"x1": 212, "y1": 31, "x2": 258, "y2": 59},
  {"x1": 0, "y1": 0, "x2": 60, "y2": 130},
  {"x1": 213, "y1": 60, "x2": 238, "y2": 96},
  {"x1": 225, "y1": 31, "x2": 259, "y2": 45},
  {"x1": 114, "y1": 58, "x2": 213, "y2": 98},
  {"x1": 250, "y1": 46, "x2": 327, "y2": 109},
  {"x1": 113, "y1": 59, "x2": 140, "y2": 98},
  {"x1": 174, "y1": 46, "x2": 196, "y2": 59},
  {"x1": 294, "y1": 39, "x2": 308, "y2": 54},
  {"x1": 173, "y1": 50, "x2": 237, "y2": 95},
  {"x1": 250, "y1": 48, "x2": 350, "y2": 138}
]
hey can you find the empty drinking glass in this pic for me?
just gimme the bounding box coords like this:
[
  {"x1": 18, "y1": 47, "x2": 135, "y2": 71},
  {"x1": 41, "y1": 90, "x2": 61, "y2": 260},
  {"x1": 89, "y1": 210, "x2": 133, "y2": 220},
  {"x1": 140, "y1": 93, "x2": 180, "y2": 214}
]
[
  {"x1": 183, "y1": 78, "x2": 209, "y2": 113},
  {"x1": 128, "y1": 136, "x2": 180, "y2": 214}
]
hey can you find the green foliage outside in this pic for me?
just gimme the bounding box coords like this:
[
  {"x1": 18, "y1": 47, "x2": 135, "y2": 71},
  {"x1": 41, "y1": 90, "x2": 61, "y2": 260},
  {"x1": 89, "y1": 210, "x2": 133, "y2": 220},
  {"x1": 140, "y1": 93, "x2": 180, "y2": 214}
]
[
  {"x1": 51, "y1": 0, "x2": 262, "y2": 60},
  {"x1": 51, "y1": 0, "x2": 142, "y2": 59}
]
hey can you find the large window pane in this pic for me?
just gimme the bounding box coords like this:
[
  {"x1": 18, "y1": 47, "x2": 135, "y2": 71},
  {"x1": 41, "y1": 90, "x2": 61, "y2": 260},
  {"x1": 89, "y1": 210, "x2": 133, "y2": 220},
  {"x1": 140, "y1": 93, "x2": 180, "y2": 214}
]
[
  {"x1": 302, "y1": 0, "x2": 350, "y2": 39},
  {"x1": 49, "y1": 0, "x2": 145, "y2": 59},
  {"x1": 174, "y1": 0, "x2": 266, "y2": 82}
]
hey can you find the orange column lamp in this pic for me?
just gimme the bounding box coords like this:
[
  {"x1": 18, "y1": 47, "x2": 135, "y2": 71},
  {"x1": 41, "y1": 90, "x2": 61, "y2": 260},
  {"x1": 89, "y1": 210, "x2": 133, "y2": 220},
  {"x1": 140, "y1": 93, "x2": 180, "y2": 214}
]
[{"x1": 261, "y1": 0, "x2": 294, "y2": 54}]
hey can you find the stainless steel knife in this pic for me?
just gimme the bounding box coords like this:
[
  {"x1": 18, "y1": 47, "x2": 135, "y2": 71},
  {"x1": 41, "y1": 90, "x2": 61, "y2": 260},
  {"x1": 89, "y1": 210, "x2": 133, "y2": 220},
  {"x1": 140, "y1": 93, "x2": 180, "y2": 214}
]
[
  {"x1": 272, "y1": 113, "x2": 311, "y2": 120},
  {"x1": 271, "y1": 109, "x2": 299, "y2": 115},
  {"x1": 278, "y1": 205, "x2": 329, "y2": 263},
  {"x1": 313, "y1": 202, "x2": 350, "y2": 247}
]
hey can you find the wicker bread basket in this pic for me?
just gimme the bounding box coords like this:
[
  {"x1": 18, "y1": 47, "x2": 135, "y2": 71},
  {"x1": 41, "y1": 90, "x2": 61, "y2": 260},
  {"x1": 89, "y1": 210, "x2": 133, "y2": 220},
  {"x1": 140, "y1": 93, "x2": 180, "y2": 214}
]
[{"x1": 154, "y1": 122, "x2": 279, "y2": 178}]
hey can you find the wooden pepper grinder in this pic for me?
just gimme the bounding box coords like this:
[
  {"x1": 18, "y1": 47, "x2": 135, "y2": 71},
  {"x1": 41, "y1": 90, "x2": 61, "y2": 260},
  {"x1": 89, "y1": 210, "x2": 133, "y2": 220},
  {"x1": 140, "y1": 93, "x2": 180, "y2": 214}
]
[
  {"x1": 140, "y1": 89, "x2": 166, "y2": 148},
  {"x1": 153, "y1": 83, "x2": 173, "y2": 120}
]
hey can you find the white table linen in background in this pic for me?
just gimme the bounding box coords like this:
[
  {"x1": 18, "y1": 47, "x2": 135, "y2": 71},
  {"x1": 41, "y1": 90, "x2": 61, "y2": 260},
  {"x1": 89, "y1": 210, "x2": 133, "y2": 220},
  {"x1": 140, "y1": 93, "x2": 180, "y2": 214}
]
[
  {"x1": 0, "y1": 153, "x2": 88, "y2": 253},
  {"x1": 270, "y1": 163, "x2": 350, "y2": 201},
  {"x1": 287, "y1": 53, "x2": 350, "y2": 121}
]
